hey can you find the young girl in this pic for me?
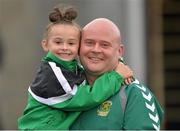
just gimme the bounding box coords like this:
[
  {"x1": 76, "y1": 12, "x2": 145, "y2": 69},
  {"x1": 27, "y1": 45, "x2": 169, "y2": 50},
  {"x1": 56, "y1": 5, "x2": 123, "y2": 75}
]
[{"x1": 18, "y1": 4, "x2": 133, "y2": 130}]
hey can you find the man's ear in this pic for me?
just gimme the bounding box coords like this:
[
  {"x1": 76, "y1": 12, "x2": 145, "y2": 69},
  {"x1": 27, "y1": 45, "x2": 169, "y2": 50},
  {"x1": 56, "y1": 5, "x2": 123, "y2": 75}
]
[
  {"x1": 41, "y1": 39, "x2": 48, "y2": 52},
  {"x1": 118, "y1": 44, "x2": 124, "y2": 57}
]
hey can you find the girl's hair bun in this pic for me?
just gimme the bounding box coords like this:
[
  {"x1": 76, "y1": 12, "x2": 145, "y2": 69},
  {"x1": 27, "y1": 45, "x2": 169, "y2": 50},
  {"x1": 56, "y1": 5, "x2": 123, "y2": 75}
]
[
  {"x1": 49, "y1": 8, "x2": 62, "y2": 23},
  {"x1": 49, "y1": 4, "x2": 77, "y2": 23},
  {"x1": 64, "y1": 7, "x2": 77, "y2": 22}
]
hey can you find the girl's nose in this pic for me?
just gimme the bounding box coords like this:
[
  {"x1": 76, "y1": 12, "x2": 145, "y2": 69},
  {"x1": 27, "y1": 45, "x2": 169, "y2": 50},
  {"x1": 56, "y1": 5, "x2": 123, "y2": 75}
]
[{"x1": 62, "y1": 43, "x2": 68, "y2": 50}]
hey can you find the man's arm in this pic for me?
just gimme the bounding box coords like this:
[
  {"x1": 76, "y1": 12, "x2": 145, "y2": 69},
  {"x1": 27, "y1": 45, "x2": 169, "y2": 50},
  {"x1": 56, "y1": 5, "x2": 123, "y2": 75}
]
[{"x1": 123, "y1": 79, "x2": 164, "y2": 130}]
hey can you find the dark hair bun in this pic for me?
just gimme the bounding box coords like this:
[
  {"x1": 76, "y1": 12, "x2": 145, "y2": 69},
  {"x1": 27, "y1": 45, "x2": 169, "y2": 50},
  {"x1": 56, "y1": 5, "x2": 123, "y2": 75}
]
[
  {"x1": 49, "y1": 4, "x2": 77, "y2": 23},
  {"x1": 49, "y1": 8, "x2": 62, "y2": 23},
  {"x1": 64, "y1": 7, "x2": 77, "y2": 22}
]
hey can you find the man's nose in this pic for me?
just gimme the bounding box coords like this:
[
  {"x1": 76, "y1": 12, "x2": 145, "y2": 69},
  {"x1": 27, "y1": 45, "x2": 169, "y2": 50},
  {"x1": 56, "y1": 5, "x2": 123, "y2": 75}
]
[{"x1": 92, "y1": 43, "x2": 101, "y2": 52}]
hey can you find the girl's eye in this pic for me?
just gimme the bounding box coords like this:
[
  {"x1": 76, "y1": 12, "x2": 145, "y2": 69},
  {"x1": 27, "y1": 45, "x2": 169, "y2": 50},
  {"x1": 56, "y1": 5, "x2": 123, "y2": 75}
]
[
  {"x1": 55, "y1": 41, "x2": 63, "y2": 45},
  {"x1": 69, "y1": 42, "x2": 75, "y2": 45}
]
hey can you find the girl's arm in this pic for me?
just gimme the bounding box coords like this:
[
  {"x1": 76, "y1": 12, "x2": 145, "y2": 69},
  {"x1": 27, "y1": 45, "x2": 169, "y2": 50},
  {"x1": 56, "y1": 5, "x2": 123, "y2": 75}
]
[{"x1": 29, "y1": 62, "x2": 133, "y2": 111}]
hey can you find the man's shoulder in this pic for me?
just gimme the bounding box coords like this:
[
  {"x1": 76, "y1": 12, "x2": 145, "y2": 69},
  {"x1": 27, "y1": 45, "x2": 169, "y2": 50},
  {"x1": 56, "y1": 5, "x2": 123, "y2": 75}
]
[
  {"x1": 124, "y1": 79, "x2": 153, "y2": 98},
  {"x1": 121, "y1": 79, "x2": 164, "y2": 130}
]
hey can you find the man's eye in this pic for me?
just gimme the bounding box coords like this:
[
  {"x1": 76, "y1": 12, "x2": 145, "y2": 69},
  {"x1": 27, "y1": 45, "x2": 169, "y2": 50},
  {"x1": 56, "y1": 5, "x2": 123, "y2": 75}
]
[
  {"x1": 101, "y1": 43, "x2": 109, "y2": 48},
  {"x1": 85, "y1": 41, "x2": 93, "y2": 46}
]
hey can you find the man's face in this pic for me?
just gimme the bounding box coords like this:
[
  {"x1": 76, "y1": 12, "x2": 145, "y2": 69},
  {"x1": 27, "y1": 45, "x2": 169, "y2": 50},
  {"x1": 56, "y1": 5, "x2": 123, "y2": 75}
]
[{"x1": 79, "y1": 28, "x2": 123, "y2": 76}]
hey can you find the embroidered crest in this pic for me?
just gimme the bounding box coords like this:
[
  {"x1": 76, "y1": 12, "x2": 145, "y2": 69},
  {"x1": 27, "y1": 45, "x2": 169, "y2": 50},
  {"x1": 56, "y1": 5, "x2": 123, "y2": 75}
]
[{"x1": 97, "y1": 100, "x2": 112, "y2": 116}]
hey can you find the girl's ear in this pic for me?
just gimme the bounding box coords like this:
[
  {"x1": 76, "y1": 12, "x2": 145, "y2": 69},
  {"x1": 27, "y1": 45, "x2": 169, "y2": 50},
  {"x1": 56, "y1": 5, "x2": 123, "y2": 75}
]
[{"x1": 41, "y1": 39, "x2": 49, "y2": 52}]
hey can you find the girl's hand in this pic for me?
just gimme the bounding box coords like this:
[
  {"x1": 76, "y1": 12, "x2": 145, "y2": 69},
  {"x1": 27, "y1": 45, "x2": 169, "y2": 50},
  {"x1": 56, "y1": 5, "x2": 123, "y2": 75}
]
[{"x1": 115, "y1": 62, "x2": 134, "y2": 85}]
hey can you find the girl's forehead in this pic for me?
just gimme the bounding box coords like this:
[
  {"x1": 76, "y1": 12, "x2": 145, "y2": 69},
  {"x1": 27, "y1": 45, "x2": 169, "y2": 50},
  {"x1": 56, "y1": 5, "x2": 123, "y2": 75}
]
[
  {"x1": 49, "y1": 24, "x2": 80, "y2": 35},
  {"x1": 47, "y1": 25, "x2": 80, "y2": 41}
]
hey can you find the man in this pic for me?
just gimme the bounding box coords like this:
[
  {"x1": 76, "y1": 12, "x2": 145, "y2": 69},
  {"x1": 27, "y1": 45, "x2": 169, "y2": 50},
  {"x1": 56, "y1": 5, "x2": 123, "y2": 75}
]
[{"x1": 70, "y1": 18, "x2": 164, "y2": 130}]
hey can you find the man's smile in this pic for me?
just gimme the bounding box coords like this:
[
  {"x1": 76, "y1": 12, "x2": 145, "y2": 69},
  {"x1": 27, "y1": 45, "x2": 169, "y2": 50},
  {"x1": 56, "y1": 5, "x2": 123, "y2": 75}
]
[{"x1": 88, "y1": 56, "x2": 103, "y2": 63}]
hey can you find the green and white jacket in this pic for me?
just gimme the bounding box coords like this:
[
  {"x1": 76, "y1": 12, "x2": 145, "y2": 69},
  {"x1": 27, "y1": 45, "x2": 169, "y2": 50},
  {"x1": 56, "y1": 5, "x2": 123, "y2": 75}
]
[
  {"x1": 18, "y1": 52, "x2": 124, "y2": 130},
  {"x1": 71, "y1": 79, "x2": 164, "y2": 130}
]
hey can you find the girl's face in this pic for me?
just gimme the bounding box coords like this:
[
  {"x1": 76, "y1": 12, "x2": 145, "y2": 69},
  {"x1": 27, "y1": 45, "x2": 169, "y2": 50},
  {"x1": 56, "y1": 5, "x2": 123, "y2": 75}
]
[{"x1": 42, "y1": 24, "x2": 80, "y2": 61}]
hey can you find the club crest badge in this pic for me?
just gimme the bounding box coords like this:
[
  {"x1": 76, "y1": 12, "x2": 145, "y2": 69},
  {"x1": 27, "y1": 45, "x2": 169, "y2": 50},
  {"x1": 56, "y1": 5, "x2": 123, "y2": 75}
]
[{"x1": 97, "y1": 100, "x2": 112, "y2": 117}]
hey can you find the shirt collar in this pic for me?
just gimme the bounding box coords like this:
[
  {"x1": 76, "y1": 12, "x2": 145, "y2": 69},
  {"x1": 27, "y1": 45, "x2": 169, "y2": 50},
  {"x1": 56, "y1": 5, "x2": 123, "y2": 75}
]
[{"x1": 43, "y1": 51, "x2": 78, "y2": 72}]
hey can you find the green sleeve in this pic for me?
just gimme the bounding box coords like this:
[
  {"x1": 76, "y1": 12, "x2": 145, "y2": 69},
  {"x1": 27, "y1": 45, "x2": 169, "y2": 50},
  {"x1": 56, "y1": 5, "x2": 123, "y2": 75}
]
[
  {"x1": 52, "y1": 71, "x2": 124, "y2": 111},
  {"x1": 123, "y1": 82, "x2": 164, "y2": 130}
]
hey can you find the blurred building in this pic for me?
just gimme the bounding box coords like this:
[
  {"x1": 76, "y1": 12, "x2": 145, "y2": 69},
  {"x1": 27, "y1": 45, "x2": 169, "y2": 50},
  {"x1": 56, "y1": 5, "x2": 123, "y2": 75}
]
[
  {"x1": 0, "y1": 0, "x2": 179, "y2": 129},
  {"x1": 162, "y1": 0, "x2": 180, "y2": 129}
]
